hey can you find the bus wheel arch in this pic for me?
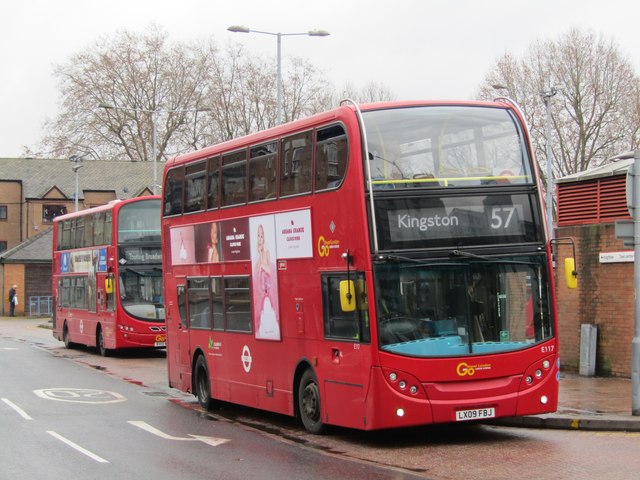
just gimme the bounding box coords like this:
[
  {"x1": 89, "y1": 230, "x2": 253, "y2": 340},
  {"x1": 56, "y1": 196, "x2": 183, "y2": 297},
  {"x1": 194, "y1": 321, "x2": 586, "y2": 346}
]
[
  {"x1": 193, "y1": 351, "x2": 216, "y2": 410},
  {"x1": 296, "y1": 364, "x2": 325, "y2": 434}
]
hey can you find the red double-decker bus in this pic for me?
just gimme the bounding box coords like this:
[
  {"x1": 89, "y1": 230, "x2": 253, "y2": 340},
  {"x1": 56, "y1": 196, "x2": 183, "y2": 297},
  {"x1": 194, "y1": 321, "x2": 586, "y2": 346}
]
[
  {"x1": 161, "y1": 99, "x2": 573, "y2": 432},
  {"x1": 52, "y1": 196, "x2": 165, "y2": 356}
]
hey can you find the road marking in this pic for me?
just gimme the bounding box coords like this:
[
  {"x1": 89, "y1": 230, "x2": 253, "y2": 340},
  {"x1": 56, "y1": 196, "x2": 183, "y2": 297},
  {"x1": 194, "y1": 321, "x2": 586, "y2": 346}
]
[
  {"x1": 0, "y1": 347, "x2": 19, "y2": 350},
  {"x1": 128, "y1": 420, "x2": 230, "y2": 447},
  {"x1": 34, "y1": 388, "x2": 126, "y2": 404},
  {"x1": 47, "y1": 431, "x2": 109, "y2": 463},
  {"x1": 1, "y1": 398, "x2": 33, "y2": 420}
]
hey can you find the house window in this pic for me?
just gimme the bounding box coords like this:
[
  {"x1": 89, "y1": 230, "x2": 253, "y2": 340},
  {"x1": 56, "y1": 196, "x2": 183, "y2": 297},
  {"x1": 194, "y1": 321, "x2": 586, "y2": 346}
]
[
  {"x1": 0, "y1": 241, "x2": 7, "y2": 252},
  {"x1": 43, "y1": 205, "x2": 67, "y2": 223},
  {"x1": 0, "y1": 205, "x2": 7, "y2": 220}
]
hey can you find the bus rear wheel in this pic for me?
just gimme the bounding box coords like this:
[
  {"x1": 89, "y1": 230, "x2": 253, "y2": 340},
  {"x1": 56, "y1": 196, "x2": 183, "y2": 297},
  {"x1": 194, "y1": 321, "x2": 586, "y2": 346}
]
[
  {"x1": 298, "y1": 369, "x2": 325, "y2": 434},
  {"x1": 194, "y1": 355, "x2": 214, "y2": 410}
]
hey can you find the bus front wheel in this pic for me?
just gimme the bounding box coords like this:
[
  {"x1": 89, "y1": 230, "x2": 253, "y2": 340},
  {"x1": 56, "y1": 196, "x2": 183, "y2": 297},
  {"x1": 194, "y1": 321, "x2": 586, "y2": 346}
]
[
  {"x1": 194, "y1": 355, "x2": 214, "y2": 410},
  {"x1": 298, "y1": 369, "x2": 325, "y2": 434},
  {"x1": 97, "y1": 326, "x2": 109, "y2": 357},
  {"x1": 63, "y1": 323, "x2": 73, "y2": 349}
]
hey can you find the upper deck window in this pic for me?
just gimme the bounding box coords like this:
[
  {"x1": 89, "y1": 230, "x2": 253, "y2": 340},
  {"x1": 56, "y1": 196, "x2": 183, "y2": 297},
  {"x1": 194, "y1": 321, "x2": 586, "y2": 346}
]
[
  {"x1": 207, "y1": 156, "x2": 220, "y2": 210},
  {"x1": 221, "y1": 150, "x2": 247, "y2": 207},
  {"x1": 249, "y1": 142, "x2": 278, "y2": 202},
  {"x1": 184, "y1": 161, "x2": 207, "y2": 213},
  {"x1": 118, "y1": 199, "x2": 161, "y2": 243},
  {"x1": 315, "y1": 124, "x2": 348, "y2": 191},
  {"x1": 363, "y1": 106, "x2": 533, "y2": 189},
  {"x1": 164, "y1": 167, "x2": 184, "y2": 216},
  {"x1": 281, "y1": 130, "x2": 312, "y2": 197}
]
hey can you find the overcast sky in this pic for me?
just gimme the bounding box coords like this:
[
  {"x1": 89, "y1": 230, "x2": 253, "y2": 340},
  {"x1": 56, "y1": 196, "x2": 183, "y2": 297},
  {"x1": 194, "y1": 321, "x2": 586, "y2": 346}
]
[{"x1": 1, "y1": 0, "x2": 639, "y2": 158}]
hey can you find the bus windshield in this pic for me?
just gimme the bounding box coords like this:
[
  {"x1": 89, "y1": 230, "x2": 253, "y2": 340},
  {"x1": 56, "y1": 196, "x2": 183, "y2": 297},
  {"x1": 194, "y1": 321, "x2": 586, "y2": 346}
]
[
  {"x1": 375, "y1": 254, "x2": 552, "y2": 357},
  {"x1": 118, "y1": 199, "x2": 161, "y2": 243},
  {"x1": 363, "y1": 105, "x2": 533, "y2": 188},
  {"x1": 119, "y1": 266, "x2": 164, "y2": 321}
]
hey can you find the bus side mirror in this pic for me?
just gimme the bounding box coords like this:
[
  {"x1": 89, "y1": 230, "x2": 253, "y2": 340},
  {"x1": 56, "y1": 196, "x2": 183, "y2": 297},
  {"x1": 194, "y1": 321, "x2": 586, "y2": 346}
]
[
  {"x1": 105, "y1": 277, "x2": 114, "y2": 294},
  {"x1": 340, "y1": 280, "x2": 356, "y2": 312},
  {"x1": 565, "y1": 258, "x2": 578, "y2": 289}
]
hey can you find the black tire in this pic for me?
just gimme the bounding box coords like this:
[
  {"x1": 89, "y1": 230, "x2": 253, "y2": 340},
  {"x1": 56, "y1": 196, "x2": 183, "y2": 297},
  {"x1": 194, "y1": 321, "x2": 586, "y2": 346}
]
[
  {"x1": 298, "y1": 369, "x2": 325, "y2": 434},
  {"x1": 97, "y1": 326, "x2": 109, "y2": 357},
  {"x1": 63, "y1": 323, "x2": 73, "y2": 349},
  {"x1": 194, "y1": 355, "x2": 214, "y2": 410}
]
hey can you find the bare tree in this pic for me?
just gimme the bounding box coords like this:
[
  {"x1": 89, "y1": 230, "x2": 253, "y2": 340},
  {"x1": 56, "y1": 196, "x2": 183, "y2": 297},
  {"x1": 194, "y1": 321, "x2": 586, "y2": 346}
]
[
  {"x1": 325, "y1": 81, "x2": 395, "y2": 107},
  {"x1": 38, "y1": 25, "x2": 212, "y2": 161},
  {"x1": 34, "y1": 25, "x2": 395, "y2": 161},
  {"x1": 478, "y1": 28, "x2": 639, "y2": 179}
]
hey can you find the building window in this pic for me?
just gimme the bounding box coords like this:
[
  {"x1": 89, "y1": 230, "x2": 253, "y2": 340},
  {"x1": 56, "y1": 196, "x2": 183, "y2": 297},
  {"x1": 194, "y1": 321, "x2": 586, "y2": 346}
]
[
  {"x1": 0, "y1": 205, "x2": 7, "y2": 220},
  {"x1": 43, "y1": 205, "x2": 67, "y2": 223},
  {"x1": 0, "y1": 241, "x2": 7, "y2": 252}
]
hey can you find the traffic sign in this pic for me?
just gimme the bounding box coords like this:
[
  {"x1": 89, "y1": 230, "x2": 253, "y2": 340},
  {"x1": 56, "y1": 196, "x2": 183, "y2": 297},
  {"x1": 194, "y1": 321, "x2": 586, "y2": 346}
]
[{"x1": 615, "y1": 219, "x2": 634, "y2": 248}]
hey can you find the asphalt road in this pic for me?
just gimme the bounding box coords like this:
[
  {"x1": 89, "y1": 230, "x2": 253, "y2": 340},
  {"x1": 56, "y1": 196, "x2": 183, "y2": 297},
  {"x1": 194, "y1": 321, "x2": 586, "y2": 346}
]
[
  {"x1": 0, "y1": 321, "x2": 422, "y2": 480},
  {"x1": 3, "y1": 318, "x2": 640, "y2": 479}
]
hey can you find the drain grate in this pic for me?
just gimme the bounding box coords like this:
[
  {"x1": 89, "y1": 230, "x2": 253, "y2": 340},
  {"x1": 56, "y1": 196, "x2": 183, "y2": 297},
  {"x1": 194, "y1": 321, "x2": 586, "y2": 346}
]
[{"x1": 141, "y1": 391, "x2": 170, "y2": 397}]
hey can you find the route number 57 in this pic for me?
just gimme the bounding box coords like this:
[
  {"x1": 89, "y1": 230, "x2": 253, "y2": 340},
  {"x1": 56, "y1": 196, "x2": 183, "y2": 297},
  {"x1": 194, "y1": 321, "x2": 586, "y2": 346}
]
[{"x1": 490, "y1": 207, "x2": 515, "y2": 229}]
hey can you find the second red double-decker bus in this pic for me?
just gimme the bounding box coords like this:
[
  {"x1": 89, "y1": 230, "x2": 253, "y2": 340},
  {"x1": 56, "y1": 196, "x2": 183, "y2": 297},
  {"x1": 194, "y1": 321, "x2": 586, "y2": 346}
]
[
  {"x1": 161, "y1": 99, "x2": 573, "y2": 432},
  {"x1": 52, "y1": 196, "x2": 165, "y2": 356}
]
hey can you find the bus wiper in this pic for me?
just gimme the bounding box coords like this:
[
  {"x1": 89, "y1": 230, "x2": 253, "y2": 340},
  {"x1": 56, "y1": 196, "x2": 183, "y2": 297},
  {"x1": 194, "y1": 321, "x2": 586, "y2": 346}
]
[
  {"x1": 376, "y1": 254, "x2": 421, "y2": 263},
  {"x1": 450, "y1": 249, "x2": 540, "y2": 267},
  {"x1": 376, "y1": 254, "x2": 463, "y2": 268},
  {"x1": 450, "y1": 249, "x2": 491, "y2": 260}
]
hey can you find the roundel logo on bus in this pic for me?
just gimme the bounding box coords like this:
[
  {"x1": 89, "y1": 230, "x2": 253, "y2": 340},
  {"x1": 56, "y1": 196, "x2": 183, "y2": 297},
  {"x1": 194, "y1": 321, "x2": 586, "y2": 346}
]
[
  {"x1": 241, "y1": 345, "x2": 252, "y2": 373},
  {"x1": 317, "y1": 236, "x2": 340, "y2": 257},
  {"x1": 456, "y1": 362, "x2": 492, "y2": 377}
]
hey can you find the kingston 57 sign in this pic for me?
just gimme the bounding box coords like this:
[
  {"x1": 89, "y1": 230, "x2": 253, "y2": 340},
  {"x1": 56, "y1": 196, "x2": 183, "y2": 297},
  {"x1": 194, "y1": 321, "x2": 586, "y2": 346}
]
[{"x1": 377, "y1": 194, "x2": 540, "y2": 249}]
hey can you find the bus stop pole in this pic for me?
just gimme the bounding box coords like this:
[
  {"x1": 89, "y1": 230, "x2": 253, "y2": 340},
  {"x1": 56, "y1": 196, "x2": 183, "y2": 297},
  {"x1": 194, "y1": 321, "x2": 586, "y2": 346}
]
[{"x1": 633, "y1": 150, "x2": 640, "y2": 415}]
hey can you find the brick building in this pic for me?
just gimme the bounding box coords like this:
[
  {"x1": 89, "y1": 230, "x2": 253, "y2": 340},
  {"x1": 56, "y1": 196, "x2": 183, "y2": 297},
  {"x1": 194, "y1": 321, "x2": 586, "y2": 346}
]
[
  {"x1": 0, "y1": 157, "x2": 154, "y2": 315},
  {"x1": 1, "y1": 229, "x2": 53, "y2": 316},
  {"x1": 555, "y1": 159, "x2": 634, "y2": 377}
]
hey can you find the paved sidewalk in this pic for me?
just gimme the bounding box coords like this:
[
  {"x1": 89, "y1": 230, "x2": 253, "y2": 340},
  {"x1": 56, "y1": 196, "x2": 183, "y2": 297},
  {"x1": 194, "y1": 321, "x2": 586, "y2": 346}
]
[{"x1": 492, "y1": 373, "x2": 640, "y2": 431}]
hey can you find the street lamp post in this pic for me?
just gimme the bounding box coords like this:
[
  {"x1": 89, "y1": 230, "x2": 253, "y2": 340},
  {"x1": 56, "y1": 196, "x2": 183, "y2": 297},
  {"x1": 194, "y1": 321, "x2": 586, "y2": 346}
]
[
  {"x1": 69, "y1": 155, "x2": 84, "y2": 212},
  {"x1": 99, "y1": 103, "x2": 210, "y2": 194},
  {"x1": 541, "y1": 88, "x2": 558, "y2": 241},
  {"x1": 227, "y1": 25, "x2": 330, "y2": 125}
]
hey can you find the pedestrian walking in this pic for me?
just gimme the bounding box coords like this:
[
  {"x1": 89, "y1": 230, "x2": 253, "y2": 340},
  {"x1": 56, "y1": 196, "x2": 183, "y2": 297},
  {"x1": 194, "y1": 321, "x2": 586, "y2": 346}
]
[{"x1": 8, "y1": 284, "x2": 17, "y2": 316}]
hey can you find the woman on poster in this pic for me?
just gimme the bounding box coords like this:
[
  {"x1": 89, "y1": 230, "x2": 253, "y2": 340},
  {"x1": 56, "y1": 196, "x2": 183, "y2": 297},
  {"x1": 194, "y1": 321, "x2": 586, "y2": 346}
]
[{"x1": 253, "y1": 223, "x2": 280, "y2": 340}]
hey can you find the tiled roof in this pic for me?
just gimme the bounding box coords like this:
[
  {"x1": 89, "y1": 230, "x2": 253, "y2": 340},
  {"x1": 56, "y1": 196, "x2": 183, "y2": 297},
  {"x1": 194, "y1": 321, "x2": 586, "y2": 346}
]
[
  {"x1": 0, "y1": 157, "x2": 156, "y2": 200},
  {"x1": 0, "y1": 228, "x2": 52, "y2": 263}
]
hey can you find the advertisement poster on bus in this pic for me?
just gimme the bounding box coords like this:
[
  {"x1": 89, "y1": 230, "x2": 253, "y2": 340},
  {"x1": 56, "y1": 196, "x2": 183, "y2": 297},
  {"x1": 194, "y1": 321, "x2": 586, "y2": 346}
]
[
  {"x1": 250, "y1": 215, "x2": 280, "y2": 340},
  {"x1": 221, "y1": 218, "x2": 250, "y2": 261},
  {"x1": 170, "y1": 225, "x2": 195, "y2": 265},
  {"x1": 274, "y1": 209, "x2": 313, "y2": 259},
  {"x1": 194, "y1": 221, "x2": 221, "y2": 263}
]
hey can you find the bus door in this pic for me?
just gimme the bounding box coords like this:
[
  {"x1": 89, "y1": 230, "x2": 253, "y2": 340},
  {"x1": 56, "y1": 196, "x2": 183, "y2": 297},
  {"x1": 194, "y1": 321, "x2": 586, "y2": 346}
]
[
  {"x1": 320, "y1": 273, "x2": 370, "y2": 428},
  {"x1": 168, "y1": 282, "x2": 191, "y2": 390},
  {"x1": 96, "y1": 272, "x2": 107, "y2": 314}
]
